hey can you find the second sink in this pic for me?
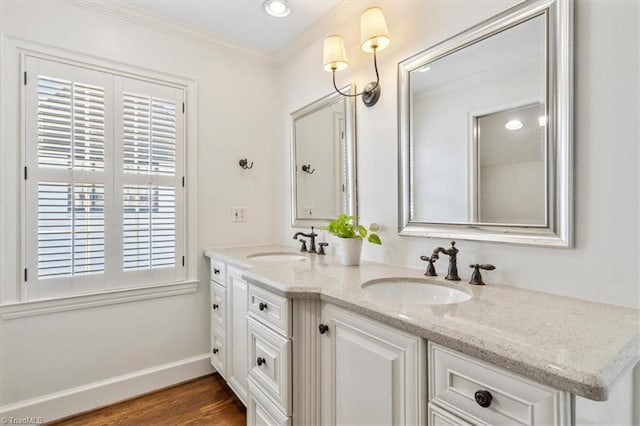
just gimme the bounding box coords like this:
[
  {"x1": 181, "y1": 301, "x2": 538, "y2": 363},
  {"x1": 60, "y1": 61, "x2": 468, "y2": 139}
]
[
  {"x1": 247, "y1": 252, "x2": 307, "y2": 262},
  {"x1": 362, "y1": 278, "x2": 471, "y2": 305}
]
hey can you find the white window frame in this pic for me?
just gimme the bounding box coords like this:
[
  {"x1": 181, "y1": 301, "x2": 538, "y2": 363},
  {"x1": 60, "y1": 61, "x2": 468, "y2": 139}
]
[{"x1": 0, "y1": 37, "x2": 199, "y2": 315}]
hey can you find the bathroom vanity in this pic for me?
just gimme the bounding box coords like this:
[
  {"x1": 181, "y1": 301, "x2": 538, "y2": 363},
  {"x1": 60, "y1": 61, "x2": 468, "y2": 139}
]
[{"x1": 204, "y1": 246, "x2": 639, "y2": 426}]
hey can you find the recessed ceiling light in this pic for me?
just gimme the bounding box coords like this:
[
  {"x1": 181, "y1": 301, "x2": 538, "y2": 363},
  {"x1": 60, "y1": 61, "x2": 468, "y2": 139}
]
[
  {"x1": 505, "y1": 119, "x2": 524, "y2": 131},
  {"x1": 418, "y1": 66, "x2": 431, "y2": 73},
  {"x1": 263, "y1": 0, "x2": 291, "y2": 18}
]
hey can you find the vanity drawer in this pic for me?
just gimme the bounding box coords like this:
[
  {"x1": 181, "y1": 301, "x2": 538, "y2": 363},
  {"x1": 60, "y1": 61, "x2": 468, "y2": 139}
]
[
  {"x1": 248, "y1": 284, "x2": 291, "y2": 337},
  {"x1": 210, "y1": 282, "x2": 226, "y2": 329},
  {"x1": 429, "y1": 403, "x2": 474, "y2": 426},
  {"x1": 210, "y1": 327, "x2": 226, "y2": 378},
  {"x1": 248, "y1": 317, "x2": 291, "y2": 415},
  {"x1": 210, "y1": 258, "x2": 226, "y2": 285},
  {"x1": 248, "y1": 378, "x2": 290, "y2": 426},
  {"x1": 429, "y1": 343, "x2": 569, "y2": 426}
]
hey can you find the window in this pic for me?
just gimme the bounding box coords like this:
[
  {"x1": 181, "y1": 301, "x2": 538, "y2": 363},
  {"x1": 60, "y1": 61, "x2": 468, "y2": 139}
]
[{"x1": 23, "y1": 57, "x2": 185, "y2": 300}]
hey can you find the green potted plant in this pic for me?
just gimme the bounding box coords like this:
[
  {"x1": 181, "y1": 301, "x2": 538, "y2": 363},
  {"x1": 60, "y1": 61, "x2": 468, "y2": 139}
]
[{"x1": 325, "y1": 215, "x2": 381, "y2": 266}]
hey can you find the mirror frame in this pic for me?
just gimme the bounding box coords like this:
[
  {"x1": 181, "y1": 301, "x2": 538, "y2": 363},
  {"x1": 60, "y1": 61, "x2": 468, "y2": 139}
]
[
  {"x1": 398, "y1": 0, "x2": 573, "y2": 247},
  {"x1": 290, "y1": 84, "x2": 357, "y2": 228}
]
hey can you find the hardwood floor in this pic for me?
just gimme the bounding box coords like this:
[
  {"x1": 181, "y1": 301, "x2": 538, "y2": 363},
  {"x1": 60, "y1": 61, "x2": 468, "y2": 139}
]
[{"x1": 49, "y1": 374, "x2": 246, "y2": 425}]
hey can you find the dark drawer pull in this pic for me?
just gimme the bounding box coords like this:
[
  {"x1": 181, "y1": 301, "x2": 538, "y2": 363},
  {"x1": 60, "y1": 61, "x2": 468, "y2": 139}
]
[
  {"x1": 259, "y1": 302, "x2": 268, "y2": 311},
  {"x1": 256, "y1": 357, "x2": 266, "y2": 366},
  {"x1": 213, "y1": 268, "x2": 220, "y2": 274},
  {"x1": 474, "y1": 390, "x2": 493, "y2": 408},
  {"x1": 212, "y1": 348, "x2": 219, "y2": 354},
  {"x1": 318, "y1": 324, "x2": 329, "y2": 334},
  {"x1": 212, "y1": 303, "x2": 219, "y2": 310}
]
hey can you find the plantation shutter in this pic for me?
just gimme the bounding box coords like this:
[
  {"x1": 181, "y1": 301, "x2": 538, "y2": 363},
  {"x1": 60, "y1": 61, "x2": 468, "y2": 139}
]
[
  {"x1": 114, "y1": 76, "x2": 184, "y2": 287},
  {"x1": 24, "y1": 57, "x2": 114, "y2": 299},
  {"x1": 24, "y1": 56, "x2": 185, "y2": 299}
]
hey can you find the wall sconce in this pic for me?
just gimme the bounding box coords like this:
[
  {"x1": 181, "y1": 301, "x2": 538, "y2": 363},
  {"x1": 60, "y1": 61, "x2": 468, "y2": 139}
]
[{"x1": 323, "y1": 7, "x2": 390, "y2": 107}]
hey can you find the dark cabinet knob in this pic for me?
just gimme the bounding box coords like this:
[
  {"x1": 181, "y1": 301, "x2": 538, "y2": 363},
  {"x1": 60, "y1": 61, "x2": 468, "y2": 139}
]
[
  {"x1": 213, "y1": 268, "x2": 220, "y2": 274},
  {"x1": 318, "y1": 323, "x2": 329, "y2": 334},
  {"x1": 474, "y1": 390, "x2": 493, "y2": 408},
  {"x1": 212, "y1": 348, "x2": 219, "y2": 354},
  {"x1": 212, "y1": 303, "x2": 219, "y2": 310},
  {"x1": 256, "y1": 357, "x2": 266, "y2": 366},
  {"x1": 259, "y1": 302, "x2": 268, "y2": 311}
]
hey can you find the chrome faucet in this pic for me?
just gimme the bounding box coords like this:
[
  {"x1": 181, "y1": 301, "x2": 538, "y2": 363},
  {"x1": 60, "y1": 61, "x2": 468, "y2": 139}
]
[
  {"x1": 431, "y1": 241, "x2": 460, "y2": 281},
  {"x1": 293, "y1": 227, "x2": 318, "y2": 254}
]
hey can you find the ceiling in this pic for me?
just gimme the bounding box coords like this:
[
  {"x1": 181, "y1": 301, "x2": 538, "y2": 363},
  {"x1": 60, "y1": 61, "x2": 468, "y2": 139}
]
[
  {"x1": 121, "y1": 0, "x2": 343, "y2": 56},
  {"x1": 479, "y1": 103, "x2": 545, "y2": 167},
  {"x1": 410, "y1": 14, "x2": 545, "y2": 93}
]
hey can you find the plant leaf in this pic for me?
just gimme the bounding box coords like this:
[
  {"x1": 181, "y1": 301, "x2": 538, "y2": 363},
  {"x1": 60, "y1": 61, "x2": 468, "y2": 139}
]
[
  {"x1": 368, "y1": 233, "x2": 382, "y2": 245},
  {"x1": 369, "y1": 223, "x2": 381, "y2": 232},
  {"x1": 357, "y1": 225, "x2": 367, "y2": 238}
]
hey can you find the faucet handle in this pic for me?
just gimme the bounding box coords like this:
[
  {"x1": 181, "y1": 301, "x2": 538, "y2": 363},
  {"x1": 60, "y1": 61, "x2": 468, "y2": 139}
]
[
  {"x1": 298, "y1": 239, "x2": 308, "y2": 253},
  {"x1": 420, "y1": 255, "x2": 437, "y2": 276},
  {"x1": 469, "y1": 264, "x2": 495, "y2": 285},
  {"x1": 318, "y1": 242, "x2": 329, "y2": 255}
]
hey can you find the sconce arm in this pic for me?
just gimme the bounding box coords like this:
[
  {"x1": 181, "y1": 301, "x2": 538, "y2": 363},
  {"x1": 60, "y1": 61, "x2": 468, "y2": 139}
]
[{"x1": 332, "y1": 50, "x2": 380, "y2": 97}]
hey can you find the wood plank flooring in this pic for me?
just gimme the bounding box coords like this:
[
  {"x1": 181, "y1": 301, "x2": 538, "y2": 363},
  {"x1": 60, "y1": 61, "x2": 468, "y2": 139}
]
[{"x1": 49, "y1": 374, "x2": 246, "y2": 425}]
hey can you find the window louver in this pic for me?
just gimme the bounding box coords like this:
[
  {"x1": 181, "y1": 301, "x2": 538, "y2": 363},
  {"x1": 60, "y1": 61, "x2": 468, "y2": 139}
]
[
  {"x1": 38, "y1": 182, "x2": 105, "y2": 279},
  {"x1": 123, "y1": 93, "x2": 176, "y2": 176},
  {"x1": 37, "y1": 76, "x2": 105, "y2": 171},
  {"x1": 123, "y1": 185, "x2": 176, "y2": 270}
]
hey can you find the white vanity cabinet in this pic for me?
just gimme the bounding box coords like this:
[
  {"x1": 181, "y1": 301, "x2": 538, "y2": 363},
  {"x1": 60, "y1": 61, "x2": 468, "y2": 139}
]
[
  {"x1": 226, "y1": 265, "x2": 249, "y2": 404},
  {"x1": 319, "y1": 303, "x2": 426, "y2": 426},
  {"x1": 209, "y1": 258, "x2": 227, "y2": 377},
  {"x1": 207, "y1": 257, "x2": 249, "y2": 405},
  {"x1": 428, "y1": 343, "x2": 571, "y2": 426},
  {"x1": 246, "y1": 283, "x2": 293, "y2": 426}
]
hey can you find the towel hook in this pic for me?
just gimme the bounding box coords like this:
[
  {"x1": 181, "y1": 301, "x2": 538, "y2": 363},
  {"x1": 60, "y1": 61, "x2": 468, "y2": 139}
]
[
  {"x1": 239, "y1": 159, "x2": 254, "y2": 169},
  {"x1": 301, "y1": 164, "x2": 315, "y2": 174}
]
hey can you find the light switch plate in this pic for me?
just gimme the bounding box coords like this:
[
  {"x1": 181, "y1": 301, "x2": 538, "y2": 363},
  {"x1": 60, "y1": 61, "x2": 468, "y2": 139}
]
[{"x1": 232, "y1": 207, "x2": 246, "y2": 222}]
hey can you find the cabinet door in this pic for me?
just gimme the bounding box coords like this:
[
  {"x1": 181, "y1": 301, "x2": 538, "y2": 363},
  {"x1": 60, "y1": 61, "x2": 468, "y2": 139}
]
[
  {"x1": 211, "y1": 282, "x2": 225, "y2": 329},
  {"x1": 227, "y1": 266, "x2": 248, "y2": 405},
  {"x1": 210, "y1": 328, "x2": 226, "y2": 377},
  {"x1": 320, "y1": 304, "x2": 426, "y2": 426},
  {"x1": 248, "y1": 379, "x2": 291, "y2": 426}
]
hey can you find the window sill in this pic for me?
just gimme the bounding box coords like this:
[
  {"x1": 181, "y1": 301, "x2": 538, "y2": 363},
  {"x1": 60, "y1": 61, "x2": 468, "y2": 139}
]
[{"x1": 0, "y1": 280, "x2": 199, "y2": 320}]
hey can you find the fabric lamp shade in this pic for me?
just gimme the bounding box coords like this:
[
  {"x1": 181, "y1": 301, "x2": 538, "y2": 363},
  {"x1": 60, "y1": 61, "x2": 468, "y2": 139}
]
[
  {"x1": 323, "y1": 35, "x2": 349, "y2": 72},
  {"x1": 360, "y1": 7, "x2": 390, "y2": 53}
]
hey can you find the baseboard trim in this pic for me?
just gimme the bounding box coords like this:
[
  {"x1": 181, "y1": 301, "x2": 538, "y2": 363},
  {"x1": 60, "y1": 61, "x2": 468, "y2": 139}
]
[{"x1": 0, "y1": 353, "x2": 215, "y2": 423}]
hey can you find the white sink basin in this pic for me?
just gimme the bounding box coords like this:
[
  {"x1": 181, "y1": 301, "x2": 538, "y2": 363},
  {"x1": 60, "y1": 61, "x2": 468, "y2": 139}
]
[
  {"x1": 362, "y1": 278, "x2": 471, "y2": 305},
  {"x1": 247, "y1": 252, "x2": 306, "y2": 262}
]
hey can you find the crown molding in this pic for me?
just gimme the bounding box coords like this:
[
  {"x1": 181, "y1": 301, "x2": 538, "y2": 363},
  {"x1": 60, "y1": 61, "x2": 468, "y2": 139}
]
[
  {"x1": 275, "y1": 0, "x2": 367, "y2": 64},
  {"x1": 64, "y1": 0, "x2": 274, "y2": 64}
]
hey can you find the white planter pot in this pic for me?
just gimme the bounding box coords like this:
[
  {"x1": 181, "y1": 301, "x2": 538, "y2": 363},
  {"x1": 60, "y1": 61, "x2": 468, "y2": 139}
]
[{"x1": 339, "y1": 237, "x2": 363, "y2": 266}]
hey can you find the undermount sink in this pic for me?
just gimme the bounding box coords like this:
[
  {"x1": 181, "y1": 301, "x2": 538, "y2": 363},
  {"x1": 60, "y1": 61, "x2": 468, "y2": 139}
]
[
  {"x1": 362, "y1": 278, "x2": 471, "y2": 305},
  {"x1": 247, "y1": 252, "x2": 306, "y2": 262}
]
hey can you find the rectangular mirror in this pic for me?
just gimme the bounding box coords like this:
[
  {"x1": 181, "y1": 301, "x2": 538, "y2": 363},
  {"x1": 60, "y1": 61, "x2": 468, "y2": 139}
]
[
  {"x1": 398, "y1": 0, "x2": 573, "y2": 246},
  {"x1": 291, "y1": 85, "x2": 357, "y2": 227}
]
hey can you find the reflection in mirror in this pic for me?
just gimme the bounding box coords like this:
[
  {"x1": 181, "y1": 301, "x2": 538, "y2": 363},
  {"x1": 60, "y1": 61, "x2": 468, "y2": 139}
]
[
  {"x1": 475, "y1": 102, "x2": 546, "y2": 224},
  {"x1": 398, "y1": 0, "x2": 573, "y2": 246},
  {"x1": 291, "y1": 86, "x2": 356, "y2": 227},
  {"x1": 410, "y1": 14, "x2": 545, "y2": 225}
]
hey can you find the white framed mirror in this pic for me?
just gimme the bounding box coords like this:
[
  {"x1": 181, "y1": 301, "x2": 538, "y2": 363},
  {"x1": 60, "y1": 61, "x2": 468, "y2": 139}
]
[
  {"x1": 398, "y1": 0, "x2": 573, "y2": 246},
  {"x1": 291, "y1": 85, "x2": 357, "y2": 227}
]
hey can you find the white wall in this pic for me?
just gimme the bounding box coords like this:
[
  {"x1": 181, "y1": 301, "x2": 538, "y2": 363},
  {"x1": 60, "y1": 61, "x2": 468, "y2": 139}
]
[
  {"x1": 0, "y1": 0, "x2": 277, "y2": 419},
  {"x1": 275, "y1": 0, "x2": 640, "y2": 309},
  {"x1": 480, "y1": 160, "x2": 545, "y2": 224}
]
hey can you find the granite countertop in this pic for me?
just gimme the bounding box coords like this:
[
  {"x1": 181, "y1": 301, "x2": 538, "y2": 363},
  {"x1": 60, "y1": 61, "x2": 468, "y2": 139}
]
[{"x1": 203, "y1": 244, "x2": 640, "y2": 402}]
